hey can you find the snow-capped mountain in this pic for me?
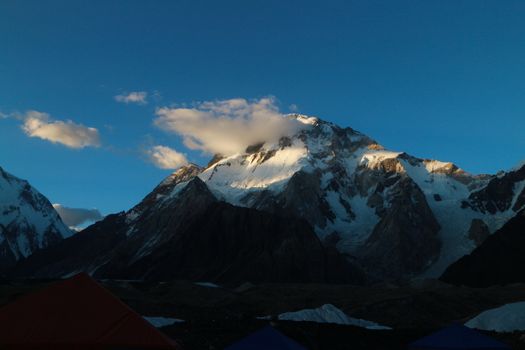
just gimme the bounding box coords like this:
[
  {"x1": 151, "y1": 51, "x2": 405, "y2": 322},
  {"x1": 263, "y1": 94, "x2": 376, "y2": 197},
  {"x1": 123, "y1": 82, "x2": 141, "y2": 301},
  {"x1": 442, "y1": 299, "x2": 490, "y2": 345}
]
[
  {"x1": 0, "y1": 166, "x2": 72, "y2": 271},
  {"x1": 10, "y1": 115, "x2": 525, "y2": 282},
  {"x1": 191, "y1": 115, "x2": 523, "y2": 279}
]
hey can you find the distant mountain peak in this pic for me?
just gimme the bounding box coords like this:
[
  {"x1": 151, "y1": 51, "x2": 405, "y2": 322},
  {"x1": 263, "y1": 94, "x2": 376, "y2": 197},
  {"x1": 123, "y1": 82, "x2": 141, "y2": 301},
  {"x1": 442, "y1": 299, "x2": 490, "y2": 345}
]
[{"x1": 0, "y1": 166, "x2": 71, "y2": 271}]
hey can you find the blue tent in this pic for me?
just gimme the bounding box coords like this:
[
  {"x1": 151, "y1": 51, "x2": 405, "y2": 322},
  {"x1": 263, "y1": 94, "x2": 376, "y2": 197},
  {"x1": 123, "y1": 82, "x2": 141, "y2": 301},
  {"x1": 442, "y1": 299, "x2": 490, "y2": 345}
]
[
  {"x1": 224, "y1": 326, "x2": 307, "y2": 350},
  {"x1": 409, "y1": 324, "x2": 510, "y2": 350}
]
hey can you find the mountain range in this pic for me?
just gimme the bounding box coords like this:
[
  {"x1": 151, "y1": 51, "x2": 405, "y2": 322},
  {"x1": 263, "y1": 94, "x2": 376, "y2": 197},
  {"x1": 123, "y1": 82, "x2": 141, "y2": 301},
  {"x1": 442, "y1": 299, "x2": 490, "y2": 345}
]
[{"x1": 3, "y1": 115, "x2": 525, "y2": 283}]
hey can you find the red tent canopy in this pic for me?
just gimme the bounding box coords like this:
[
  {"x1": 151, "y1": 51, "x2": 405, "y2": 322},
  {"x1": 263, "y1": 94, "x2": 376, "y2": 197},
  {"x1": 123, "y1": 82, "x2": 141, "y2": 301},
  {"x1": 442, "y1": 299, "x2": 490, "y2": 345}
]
[{"x1": 0, "y1": 273, "x2": 181, "y2": 349}]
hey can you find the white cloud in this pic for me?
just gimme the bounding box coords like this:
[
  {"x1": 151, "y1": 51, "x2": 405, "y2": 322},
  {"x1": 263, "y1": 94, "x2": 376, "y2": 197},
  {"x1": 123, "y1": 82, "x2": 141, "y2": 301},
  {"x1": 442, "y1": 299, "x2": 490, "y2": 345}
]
[
  {"x1": 53, "y1": 204, "x2": 103, "y2": 228},
  {"x1": 154, "y1": 97, "x2": 306, "y2": 156},
  {"x1": 21, "y1": 111, "x2": 101, "y2": 149},
  {"x1": 115, "y1": 91, "x2": 148, "y2": 104},
  {"x1": 147, "y1": 145, "x2": 188, "y2": 169}
]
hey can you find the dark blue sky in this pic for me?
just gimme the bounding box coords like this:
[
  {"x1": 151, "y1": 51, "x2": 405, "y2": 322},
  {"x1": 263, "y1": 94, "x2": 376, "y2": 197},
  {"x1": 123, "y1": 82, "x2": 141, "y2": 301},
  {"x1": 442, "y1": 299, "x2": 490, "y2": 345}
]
[{"x1": 1, "y1": 0, "x2": 525, "y2": 215}]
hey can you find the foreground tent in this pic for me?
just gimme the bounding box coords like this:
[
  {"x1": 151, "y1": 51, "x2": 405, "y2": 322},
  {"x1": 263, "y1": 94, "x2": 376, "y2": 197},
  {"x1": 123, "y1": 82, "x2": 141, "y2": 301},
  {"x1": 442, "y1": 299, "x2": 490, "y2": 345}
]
[
  {"x1": 409, "y1": 324, "x2": 510, "y2": 350},
  {"x1": 225, "y1": 326, "x2": 307, "y2": 350},
  {"x1": 0, "y1": 273, "x2": 180, "y2": 349}
]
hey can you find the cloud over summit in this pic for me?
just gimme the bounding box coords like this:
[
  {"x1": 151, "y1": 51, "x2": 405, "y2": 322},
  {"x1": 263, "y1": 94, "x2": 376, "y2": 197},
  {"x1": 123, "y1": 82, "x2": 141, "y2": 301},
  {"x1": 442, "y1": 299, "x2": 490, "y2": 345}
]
[
  {"x1": 147, "y1": 145, "x2": 188, "y2": 169},
  {"x1": 154, "y1": 98, "x2": 306, "y2": 156}
]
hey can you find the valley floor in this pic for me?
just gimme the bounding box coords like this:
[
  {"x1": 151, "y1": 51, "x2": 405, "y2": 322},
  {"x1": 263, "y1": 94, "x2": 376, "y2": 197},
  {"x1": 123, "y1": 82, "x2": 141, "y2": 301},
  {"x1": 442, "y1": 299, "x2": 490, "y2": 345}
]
[{"x1": 1, "y1": 278, "x2": 525, "y2": 349}]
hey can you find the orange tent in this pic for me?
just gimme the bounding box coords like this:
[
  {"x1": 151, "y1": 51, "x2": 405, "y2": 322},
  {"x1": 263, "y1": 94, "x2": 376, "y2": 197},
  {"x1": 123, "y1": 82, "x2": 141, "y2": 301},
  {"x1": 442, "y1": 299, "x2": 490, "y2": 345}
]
[{"x1": 0, "y1": 273, "x2": 181, "y2": 349}]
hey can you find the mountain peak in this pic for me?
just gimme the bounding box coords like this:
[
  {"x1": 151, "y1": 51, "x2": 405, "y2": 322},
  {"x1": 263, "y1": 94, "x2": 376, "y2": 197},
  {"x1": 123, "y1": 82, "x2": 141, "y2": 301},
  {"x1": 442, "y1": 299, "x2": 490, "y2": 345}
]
[
  {"x1": 0, "y1": 166, "x2": 71, "y2": 269},
  {"x1": 161, "y1": 163, "x2": 203, "y2": 186}
]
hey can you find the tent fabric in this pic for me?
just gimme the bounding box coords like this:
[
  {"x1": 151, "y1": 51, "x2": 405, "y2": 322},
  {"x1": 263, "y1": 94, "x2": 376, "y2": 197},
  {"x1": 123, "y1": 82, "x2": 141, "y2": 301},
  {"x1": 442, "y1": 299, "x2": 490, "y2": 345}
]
[
  {"x1": 409, "y1": 324, "x2": 510, "y2": 350},
  {"x1": 0, "y1": 273, "x2": 180, "y2": 349},
  {"x1": 224, "y1": 326, "x2": 307, "y2": 350}
]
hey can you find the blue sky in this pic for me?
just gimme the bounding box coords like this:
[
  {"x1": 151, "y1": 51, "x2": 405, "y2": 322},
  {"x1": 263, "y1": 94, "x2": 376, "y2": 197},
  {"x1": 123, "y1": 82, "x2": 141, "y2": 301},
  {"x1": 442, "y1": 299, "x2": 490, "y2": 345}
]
[{"x1": 1, "y1": 0, "x2": 525, "y2": 216}]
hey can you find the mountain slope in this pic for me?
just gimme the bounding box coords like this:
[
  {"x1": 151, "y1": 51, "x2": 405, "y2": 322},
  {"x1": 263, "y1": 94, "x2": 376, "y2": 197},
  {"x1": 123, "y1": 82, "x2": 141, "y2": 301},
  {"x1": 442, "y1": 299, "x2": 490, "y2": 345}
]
[
  {"x1": 440, "y1": 209, "x2": 525, "y2": 287},
  {"x1": 0, "y1": 166, "x2": 71, "y2": 271},
  {"x1": 13, "y1": 174, "x2": 362, "y2": 284}
]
